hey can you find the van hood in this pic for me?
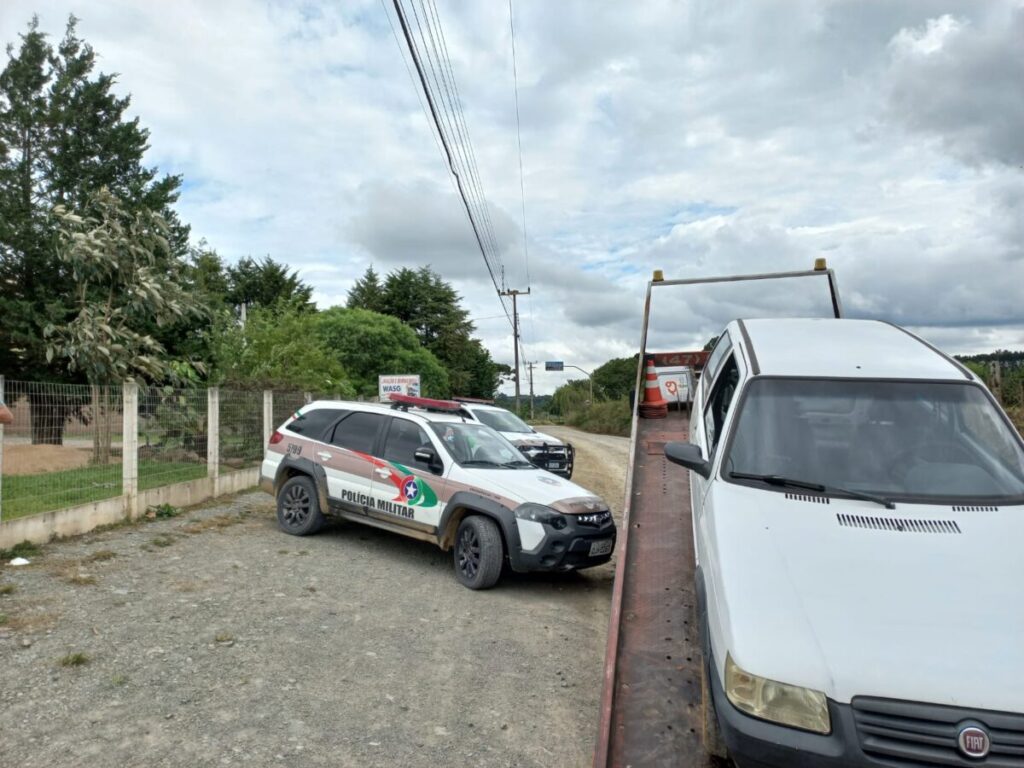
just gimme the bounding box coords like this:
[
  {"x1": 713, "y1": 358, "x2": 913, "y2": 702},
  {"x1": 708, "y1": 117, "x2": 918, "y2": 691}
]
[
  {"x1": 710, "y1": 483, "x2": 1024, "y2": 712},
  {"x1": 452, "y1": 467, "x2": 605, "y2": 514}
]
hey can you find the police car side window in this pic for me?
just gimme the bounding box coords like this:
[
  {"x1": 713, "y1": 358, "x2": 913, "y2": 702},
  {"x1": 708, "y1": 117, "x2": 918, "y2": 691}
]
[
  {"x1": 330, "y1": 412, "x2": 385, "y2": 454},
  {"x1": 703, "y1": 354, "x2": 739, "y2": 456},
  {"x1": 286, "y1": 408, "x2": 347, "y2": 440},
  {"x1": 382, "y1": 419, "x2": 432, "y2": 467}
]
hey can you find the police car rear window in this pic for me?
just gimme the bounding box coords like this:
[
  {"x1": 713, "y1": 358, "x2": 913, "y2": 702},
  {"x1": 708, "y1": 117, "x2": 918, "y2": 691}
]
[{"x1": 286, "y1": 408, "x2": 347, "y2": 439}]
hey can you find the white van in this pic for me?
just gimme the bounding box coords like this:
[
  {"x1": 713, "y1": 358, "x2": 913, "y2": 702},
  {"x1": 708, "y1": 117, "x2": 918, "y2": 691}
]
[{"x1": 665, "y1": 318, "x2": 1024, "y2": 766}]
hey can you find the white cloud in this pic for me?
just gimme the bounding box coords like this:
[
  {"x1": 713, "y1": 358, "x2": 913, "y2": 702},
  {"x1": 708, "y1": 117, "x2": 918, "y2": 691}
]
[{"x1": 3, "y1": 0, "x2": 1022, "y2": 395}]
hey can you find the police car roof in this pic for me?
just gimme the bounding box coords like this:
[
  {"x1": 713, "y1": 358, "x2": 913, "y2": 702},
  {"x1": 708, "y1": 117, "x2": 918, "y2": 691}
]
[{"x1": 303, "y1": 400, "x2": 470, "y2": 424}]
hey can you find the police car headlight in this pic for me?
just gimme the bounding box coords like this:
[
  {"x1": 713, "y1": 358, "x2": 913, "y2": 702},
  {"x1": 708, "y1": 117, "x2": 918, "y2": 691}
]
[
  {"x1": 518, "y1": 446, "x2": 542, "y2": 457},
  {"x1": 725, "y1": 654, "x2": 830, "y2": 734},
  {"x1": 514, "y1": 503, "x2": 567, "y2": 530}
]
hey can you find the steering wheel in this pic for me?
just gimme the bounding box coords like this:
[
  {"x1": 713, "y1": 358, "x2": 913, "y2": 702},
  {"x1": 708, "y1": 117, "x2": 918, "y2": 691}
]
[{"x1": 887, "y1": 440, "x2": 974, "y2": 483}]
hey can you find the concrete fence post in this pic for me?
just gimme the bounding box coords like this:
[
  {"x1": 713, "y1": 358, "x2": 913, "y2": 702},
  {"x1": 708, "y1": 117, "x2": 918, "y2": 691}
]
[
  {"x1": 207, "y1": 387, "x2": 220, "y2": 489},
  {"x1": 263, "y1": 390, "x2": 274, "y2": 447},
  {"x1": 122, "y1": 381, "x2": 139, "y2": 520}
]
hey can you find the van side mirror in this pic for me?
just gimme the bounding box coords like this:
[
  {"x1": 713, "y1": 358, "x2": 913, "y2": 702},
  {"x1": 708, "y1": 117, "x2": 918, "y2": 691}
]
[
  {"x1": 664, "y1": 442, "x2": 710, "y2": 478},
  {"x1": 414, "y1": 447, "x2": 443, "y2": 473}
]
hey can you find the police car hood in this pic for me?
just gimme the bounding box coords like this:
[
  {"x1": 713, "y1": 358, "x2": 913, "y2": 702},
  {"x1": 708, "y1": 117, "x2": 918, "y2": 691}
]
[
  {"x1": 460, "y1": 468, "x2": 605, "y2": 513},
  {"x1": 501, "y1": 430, "x2": 564, "y2": 447},
  {"x1": 712, "y1": 483, "x2": 1024, "y2": 712}
]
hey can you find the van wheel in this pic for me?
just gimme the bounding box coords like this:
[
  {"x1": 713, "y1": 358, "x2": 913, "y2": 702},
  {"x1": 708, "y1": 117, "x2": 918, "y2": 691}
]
[
  {"x1": 454, "y1": 516, "x2": 503, "y2": 590},
  {"x1": 276, "y1": 476, "x2": 324, "y2": 536}
]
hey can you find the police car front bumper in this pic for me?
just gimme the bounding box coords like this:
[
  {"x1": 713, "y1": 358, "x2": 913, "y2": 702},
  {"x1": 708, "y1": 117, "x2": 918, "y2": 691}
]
[{"x1": 509, "y1": 513, "x2": 616, "y2": 573}]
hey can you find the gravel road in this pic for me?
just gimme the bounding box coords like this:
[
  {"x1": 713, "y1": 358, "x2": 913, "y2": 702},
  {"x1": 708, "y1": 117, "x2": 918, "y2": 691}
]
[{"x1": 0, "y1": 428, "x2": 629, "y2": 768}]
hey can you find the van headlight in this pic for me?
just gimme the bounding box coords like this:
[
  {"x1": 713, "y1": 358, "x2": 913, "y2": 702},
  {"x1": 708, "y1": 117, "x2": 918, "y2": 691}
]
[{"x1": 725, "y1": 654, "x2": 831, "y2": 734}]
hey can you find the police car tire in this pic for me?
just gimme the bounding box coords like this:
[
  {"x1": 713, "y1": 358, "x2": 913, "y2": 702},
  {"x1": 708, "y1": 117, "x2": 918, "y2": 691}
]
[
  {"x1": 276, "y1": 475, "x2": 325, "y2": 536},
  {"x1": 454, "y1": 515, "x2": 503, "y2": 590}
]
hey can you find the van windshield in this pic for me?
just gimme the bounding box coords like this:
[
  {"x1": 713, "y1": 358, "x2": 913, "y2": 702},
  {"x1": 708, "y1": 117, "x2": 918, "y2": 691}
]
[{"x1": 724, "y1": 379, "x2": 1024, "y2": 503}]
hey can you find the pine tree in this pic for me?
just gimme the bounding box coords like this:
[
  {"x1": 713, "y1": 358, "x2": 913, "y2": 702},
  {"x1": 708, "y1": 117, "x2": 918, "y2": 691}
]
[{"x1": 346, "y1": 265, "x2": 385, "y2": 313}]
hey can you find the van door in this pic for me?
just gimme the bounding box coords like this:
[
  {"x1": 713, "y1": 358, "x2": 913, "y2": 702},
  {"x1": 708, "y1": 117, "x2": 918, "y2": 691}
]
[{"x1": 368, "y1": 416, "x2": 447, "y2": 534}]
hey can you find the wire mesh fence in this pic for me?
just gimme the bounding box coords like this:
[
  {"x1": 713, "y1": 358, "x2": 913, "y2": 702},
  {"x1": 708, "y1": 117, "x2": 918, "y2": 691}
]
[
  {"x1": 219, "y1": 389, "x2": 264, "y2": 472},
  {"x1": 272, "y1": 390, "x2": 307, "y2": 430},
  {"x1": 0, "y1": 380, "x2": 123, "y2": 521},
  {"x1": 139, "y1": 386, "x2": 209, "y2": 489}
]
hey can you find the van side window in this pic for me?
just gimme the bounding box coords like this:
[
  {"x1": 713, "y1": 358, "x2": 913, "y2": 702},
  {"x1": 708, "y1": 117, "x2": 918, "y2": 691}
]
[
  {"x1": 702, "y1": 331, "x2": 732, "y2": 401},
  {"x1": 286, "y1": 408, "x2": 347, "y2": 440},
  {"x1": 703, "y1": 354, "x2": 740, "y2": 455},
  {"x1": 330, "y1": 412, "x2": 386, "y2": 454},
  {"x1": 382, "y1": 418, "x2": 433, "y2": 467}
]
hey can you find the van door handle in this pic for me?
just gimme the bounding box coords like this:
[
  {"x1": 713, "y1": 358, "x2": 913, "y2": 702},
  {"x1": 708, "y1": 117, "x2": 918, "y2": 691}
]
[{"x1": 317, "y1": 451, "x2": 332, "y2": 461}]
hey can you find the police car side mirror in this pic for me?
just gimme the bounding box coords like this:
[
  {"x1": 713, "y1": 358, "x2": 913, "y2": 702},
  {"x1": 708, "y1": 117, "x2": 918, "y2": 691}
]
[
  {"x1": 664, "y1": 442, "x2": 710, "y2": 478},
  {"x1": 414, "y1": 447, "x2": 443, "y2": 473}
]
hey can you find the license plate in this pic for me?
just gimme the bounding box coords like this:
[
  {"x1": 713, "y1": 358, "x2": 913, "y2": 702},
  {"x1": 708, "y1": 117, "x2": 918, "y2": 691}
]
[
  {"x1": 547, "y1": 461, "x2": 563, "y2": 470},
  {"x1": 589, "y1": 539, "x2": 613, "y2": 557}
]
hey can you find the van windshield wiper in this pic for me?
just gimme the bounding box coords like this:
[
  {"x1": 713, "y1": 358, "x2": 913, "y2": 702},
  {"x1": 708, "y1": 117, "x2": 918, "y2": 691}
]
[{"x1": 728, "y1": 471, "x2": 895, "y2": 509}]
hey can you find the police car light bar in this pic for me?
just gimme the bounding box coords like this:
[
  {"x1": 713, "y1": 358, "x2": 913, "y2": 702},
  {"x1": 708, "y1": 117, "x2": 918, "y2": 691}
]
[{"x1": 389, "y1": 393, "x2": 463, "y2": 413}]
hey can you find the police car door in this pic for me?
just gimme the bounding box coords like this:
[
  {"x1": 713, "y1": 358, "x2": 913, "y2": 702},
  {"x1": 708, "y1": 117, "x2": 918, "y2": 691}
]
[
  {"x1": 370, "y1": 416, "x2": 447, "y2": 533},
  {"x1": 323, "y1": 412, "x2": 388, "y2": 511}
]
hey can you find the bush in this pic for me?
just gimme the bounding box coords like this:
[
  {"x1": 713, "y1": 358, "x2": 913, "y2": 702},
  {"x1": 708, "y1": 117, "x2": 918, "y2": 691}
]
[{"x1": 565, "y1": 399, "x2": 632, "y2": 437}]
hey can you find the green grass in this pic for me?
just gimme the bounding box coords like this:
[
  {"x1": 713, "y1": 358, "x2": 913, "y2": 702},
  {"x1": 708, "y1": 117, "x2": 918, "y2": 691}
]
[{"x1": 1, "y1": 461, "x2": 207, "y2": 521}]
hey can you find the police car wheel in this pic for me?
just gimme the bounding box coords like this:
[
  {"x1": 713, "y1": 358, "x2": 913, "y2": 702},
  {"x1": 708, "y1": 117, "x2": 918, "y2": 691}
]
[
  {"x1": 276, "y1": 476, "x2": 324, "y2": 536},
  {"x1": 454, "y1": 516, "x2": 503, "y2": 590}
]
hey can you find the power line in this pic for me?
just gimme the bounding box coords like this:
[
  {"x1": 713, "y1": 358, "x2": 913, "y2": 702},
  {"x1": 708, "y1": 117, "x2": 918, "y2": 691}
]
[
  {"x1": 389, "y1": 0, "x2": 513, "y2": 328},
  {"x1": 508, "y1": 0, "x2": 531, "y2": 292}
]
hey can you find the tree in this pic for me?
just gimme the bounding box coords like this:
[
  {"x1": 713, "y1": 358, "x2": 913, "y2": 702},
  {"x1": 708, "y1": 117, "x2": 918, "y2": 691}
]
[
  {"x1": 316, "y1": 308, "x2": 449, "y2": 398},
  {"x1": 347, "y1": 265, "x2": 385, "y2": 313},
  {"x1": 592, "y1": 355, "x2": 640, "y2": 400},
  {"x1": 0, "y1": 16, "x2": 188, "y2": 384},
  {"x1": 210, "y1": 304, "x2": 353, "y2": 395},
  {"x1": 226, "y1": 256, "x2": 313, "y2": 312}
]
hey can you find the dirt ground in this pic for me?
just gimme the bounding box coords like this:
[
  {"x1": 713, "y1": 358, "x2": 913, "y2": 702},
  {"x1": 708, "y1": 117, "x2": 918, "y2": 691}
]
[
  {"x1": 2, "y1": 444, "x2": 98, "y2": 475},
  {"x1": 0, "y1": 428, "x2": 629, "y2": 768}
]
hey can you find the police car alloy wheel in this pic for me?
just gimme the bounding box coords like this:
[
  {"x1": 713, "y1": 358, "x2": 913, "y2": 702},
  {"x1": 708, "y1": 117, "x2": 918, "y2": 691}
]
[
  {"x1": 454, "y1": 516, "x2": 503, "y2": 590},
  {"x1": 276, "y1": 476, "x2": 325, "y2": 536}
]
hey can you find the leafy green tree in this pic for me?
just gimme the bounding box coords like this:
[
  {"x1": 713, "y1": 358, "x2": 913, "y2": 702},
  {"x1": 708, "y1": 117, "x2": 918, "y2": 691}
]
[
  {"x1": 346, "y1": 265, "x2": 385, "y2": 313},
  {"x1": 592, "y1": 355, "x2": 640, "y2": 400},
  {"x1": 226, "y1": 256, "x2": 313, "y2": 312},
  {"x1": 316, "y1": 307, "x2": 449, "y2": 398},
  {"x1": 210, "y1": 304, "x2": 353, "y2": 395},
  {"x1": 44, "y1": 188, "x2": 204, "y2": 384},
  {"x1": 0, "y1": 16, "x2": 189, "y2": 383}
]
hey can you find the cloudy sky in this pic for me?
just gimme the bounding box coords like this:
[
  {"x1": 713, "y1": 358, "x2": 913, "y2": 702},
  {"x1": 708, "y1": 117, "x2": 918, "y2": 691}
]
[{"x1": 3, "y1": 1, "x2": 1022, "y2": 394}]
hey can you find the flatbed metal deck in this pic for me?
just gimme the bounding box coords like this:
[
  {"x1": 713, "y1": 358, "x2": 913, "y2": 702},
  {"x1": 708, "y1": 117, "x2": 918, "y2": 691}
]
[{"x1": 594, "y1": 409, "x2": 715, "y2": 768}]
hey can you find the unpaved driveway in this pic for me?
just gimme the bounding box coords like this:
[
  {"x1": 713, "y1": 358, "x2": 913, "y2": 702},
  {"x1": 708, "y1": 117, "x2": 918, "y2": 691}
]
[{"x1": 0, "y1": 428, "x2": 627, "y2": 768}]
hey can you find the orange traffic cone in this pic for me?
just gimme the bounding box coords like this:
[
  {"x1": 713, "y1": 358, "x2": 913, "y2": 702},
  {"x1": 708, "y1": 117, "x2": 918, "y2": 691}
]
[{"x1": 638, "y1": 357, "x2": 668, "y2": 419}]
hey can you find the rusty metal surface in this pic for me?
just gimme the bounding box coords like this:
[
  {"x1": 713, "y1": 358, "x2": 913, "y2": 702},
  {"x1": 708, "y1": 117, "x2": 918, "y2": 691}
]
[{"x1": 597, "y1": 411, "x2": 714, "y2": 768}]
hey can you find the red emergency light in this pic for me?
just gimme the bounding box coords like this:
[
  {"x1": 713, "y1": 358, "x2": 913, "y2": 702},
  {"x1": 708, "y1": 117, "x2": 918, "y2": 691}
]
[{"x1": 388, "y1": 393, "x2": 463, "y2": 413}]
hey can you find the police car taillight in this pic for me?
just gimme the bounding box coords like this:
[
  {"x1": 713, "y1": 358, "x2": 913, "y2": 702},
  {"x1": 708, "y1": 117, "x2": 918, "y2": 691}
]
[{"x1": 269, "y1": 431, "x2": 284, "y2": 445}]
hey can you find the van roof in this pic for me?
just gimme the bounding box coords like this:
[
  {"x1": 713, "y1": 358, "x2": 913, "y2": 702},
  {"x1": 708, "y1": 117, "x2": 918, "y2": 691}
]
[{"x1": 735, "y1": 318, "x2": 972, "y2": 381}]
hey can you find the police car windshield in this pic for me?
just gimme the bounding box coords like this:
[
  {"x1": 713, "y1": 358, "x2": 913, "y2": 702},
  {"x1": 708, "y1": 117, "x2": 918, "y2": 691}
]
[
  {"x1": 429, "y1": 423, "x2": 532, "y2": 468},
  {"x1": 473, "y1": 408, "x2": 533, "y2": 434}
]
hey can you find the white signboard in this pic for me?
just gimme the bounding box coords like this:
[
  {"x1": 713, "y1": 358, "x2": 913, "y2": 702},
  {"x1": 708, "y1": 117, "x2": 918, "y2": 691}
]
[{"x1": 378, "y1": 374, "x2": 421, "y2": 401}]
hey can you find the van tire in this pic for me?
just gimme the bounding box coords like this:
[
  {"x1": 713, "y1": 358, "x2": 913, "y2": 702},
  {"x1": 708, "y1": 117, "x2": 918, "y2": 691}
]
[
  {"x1": 454, "y1": 515, "x2": 503, "y2": 590},
  {"x1": 276, "y1": 475, "x2": 325, "y2": 536}
]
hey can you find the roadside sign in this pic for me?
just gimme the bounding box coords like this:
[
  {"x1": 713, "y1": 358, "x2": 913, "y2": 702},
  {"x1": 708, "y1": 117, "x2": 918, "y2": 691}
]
[
  {"x1": 378, "y1": 374, "x2": 421, "y2": 401},
  {"x1": 545, "y1": 361, "x2": 564, "y2": 371}
]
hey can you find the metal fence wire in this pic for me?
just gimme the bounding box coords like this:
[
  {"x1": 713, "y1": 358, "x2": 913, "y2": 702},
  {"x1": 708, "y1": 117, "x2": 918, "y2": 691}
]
[
  {"x1": 0, "y1": 380, "x2": 123, "y2": 521},
  {"x1": 139, "y1": 386, "x2": 209, "y2": 489},
  {"x1": 272, "y1": 390, "x2": 307, "y2": 431},
  {"x1": 219, "y1": 389, "x2": 264, "y2": 472}
]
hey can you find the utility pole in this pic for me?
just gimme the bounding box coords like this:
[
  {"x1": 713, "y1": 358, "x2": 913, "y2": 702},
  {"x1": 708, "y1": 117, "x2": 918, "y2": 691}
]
[
  {"x1": 499, "y1": 288, "x2": 530, "y2": 413},
  {"x1": 526, "y1": 361, "x2": 537, "y2": 420}
]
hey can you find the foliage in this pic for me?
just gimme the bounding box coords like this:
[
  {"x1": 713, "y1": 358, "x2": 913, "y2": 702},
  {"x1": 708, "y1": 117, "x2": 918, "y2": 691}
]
[
  {"x1": 0, "y1": 16, "x2": 187, "y2": 383},
  {"x1": 549, "y1": 379, "x2": 591, "y2": 416},
  {"x1": 44, "y1": 188, "x2": 205, "y2": 383},
  {"x1": 566, "y1": 399, "x2": 632, "y2": 437},
  {"x1": 226, "y1": 256, "x2": 313, "y2": 312},
  {"x1": 210, "y1": 304, "x2": 353, "y2": 395},
  {"x1": 592, "y1": 355, "x2": 639, "y2": 400},
  {"x1": 316, "y1": 307, "x2": 449, "y2": 397},
  {"x1": 348, "y1": 265, "x2": 502, "y2": 397}
]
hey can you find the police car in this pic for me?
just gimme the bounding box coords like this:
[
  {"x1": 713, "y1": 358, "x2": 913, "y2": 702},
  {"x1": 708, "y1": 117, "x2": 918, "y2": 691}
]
[
  {"x1": 455, "y1": 400, "x2": 575, "y2": 479},
  {"x1": 260, "y1": 394, "x2": 615, "y2": 589}
]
